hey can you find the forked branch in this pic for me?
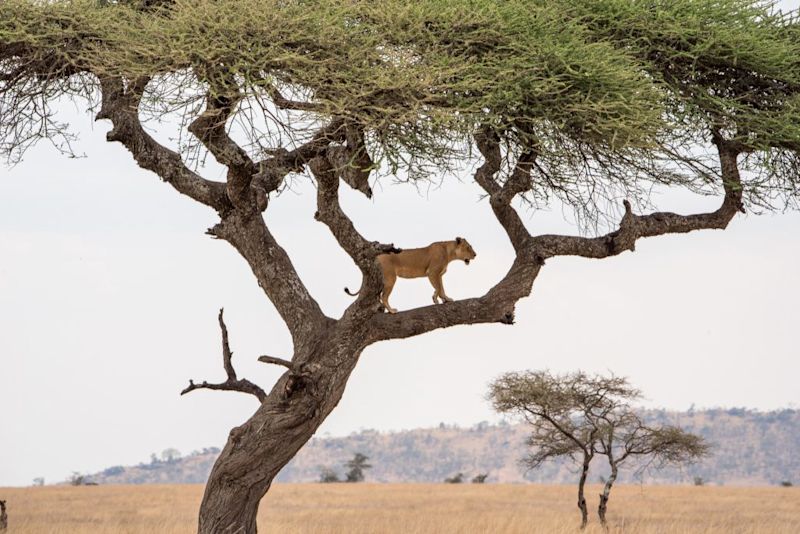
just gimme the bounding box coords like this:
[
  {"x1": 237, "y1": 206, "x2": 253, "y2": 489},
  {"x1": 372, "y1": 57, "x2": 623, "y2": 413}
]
[
  {"x1": 189, "y1": 84, "x2": 258, "y2": 207},
  {"x1": 252, "y1": 118, "x2": 346, "y2": 196},
  {"x1": 311, "y1": 155, "x2": 398, "y2": 271},
  {"x1": 96, "y1": 77, "x2": 229, "y2": 213},
  {"x1": 474, "y1": 130, "x2": 536, "y2": 252},
  {"x1": 181, "y1": 309, "x2": 266, "y2": 402}
]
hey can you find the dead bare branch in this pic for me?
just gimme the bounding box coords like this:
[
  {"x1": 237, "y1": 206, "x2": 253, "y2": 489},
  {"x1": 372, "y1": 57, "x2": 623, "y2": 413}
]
[{"x1": 181, "y1": 309, "x2": 266, "y2": 402}]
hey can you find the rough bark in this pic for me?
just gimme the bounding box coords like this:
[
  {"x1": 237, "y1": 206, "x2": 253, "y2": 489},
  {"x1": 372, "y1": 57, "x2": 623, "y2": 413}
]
[
  {"x1": 0, "y1": 499, "x2": 6, "y2": 531},
  {"x1": 196, "y1": 319, "x2": 368, "y2": 534}
]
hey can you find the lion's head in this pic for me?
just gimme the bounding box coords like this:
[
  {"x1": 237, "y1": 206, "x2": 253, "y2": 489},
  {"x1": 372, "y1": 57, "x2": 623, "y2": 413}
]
[{"x1": 454, "y1": 237, "x2": 477, "y2": 265}]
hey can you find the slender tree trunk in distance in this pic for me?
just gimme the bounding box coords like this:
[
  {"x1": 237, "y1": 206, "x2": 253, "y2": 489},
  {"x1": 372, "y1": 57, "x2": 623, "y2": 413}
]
[
  {"x1": 598, "y1": 463, "x2": 618, "y2": 528},
  {"x1": 577, "y1": 455, "x2": 591, "y2": 529}
]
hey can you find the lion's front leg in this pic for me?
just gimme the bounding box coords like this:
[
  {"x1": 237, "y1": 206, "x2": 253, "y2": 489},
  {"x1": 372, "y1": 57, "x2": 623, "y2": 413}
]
[{"x1": 427, "y1": 272, "x2": 452, "y2": 304}]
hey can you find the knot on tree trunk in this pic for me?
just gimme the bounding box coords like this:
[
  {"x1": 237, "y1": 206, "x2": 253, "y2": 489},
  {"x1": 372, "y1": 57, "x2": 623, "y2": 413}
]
[
  {"x1": 279, "y1": 370, "x2": 322, "y2": 423},
  {"x1": 283, "y1": 373, "x2": 309, "y2": 399}
]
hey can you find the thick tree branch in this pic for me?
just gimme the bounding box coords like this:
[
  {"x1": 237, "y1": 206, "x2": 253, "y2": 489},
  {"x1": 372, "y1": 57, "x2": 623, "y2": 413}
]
[
  {"x1": 252, "y1": 119, "x2": 346, "y2": 197},
  {"x1": 311, "y1": 156, "x2": 398, "y2": 270},
  {"x1": 188, "y1": 88, "x2": 258, "y2": 207},
  {"x1": 189, "y1": 78, "x2": 340, "y2": 210},
  {"x1": 366, "y1": 134, "x2": 746, "y2": 343},
  {"x1": 208, "y1": 209, "x2": 330, "y2": 342},
  {"x1": 531, "y1": 141, "x2": 745, "y2": 259},
  {"x1": 181, "y1": 309, "x2": 266, "y2": 402},
  {"x1": 310, "y1": 154, "x2": 399, "y2": 313},
  {"x1": 367, "y1": 250, "x2": 542, "y2": 343},
  {"x1": 474, "y1": 129, "x2": 535, "y2": 252},
  {"x1": 96, "y1": 77, "x2": 230, "y2": 213}
]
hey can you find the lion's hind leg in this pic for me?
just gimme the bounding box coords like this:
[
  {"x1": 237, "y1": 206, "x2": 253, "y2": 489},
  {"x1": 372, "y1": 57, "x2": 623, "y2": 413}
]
[{"x1": 382, "y1": 273, "x2": 398, "y2": 314}]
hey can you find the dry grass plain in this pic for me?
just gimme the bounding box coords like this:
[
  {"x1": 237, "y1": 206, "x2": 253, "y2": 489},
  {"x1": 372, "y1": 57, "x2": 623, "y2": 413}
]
[{"x1": 0, "y1": 483, "x2": 798, "y2": 533}]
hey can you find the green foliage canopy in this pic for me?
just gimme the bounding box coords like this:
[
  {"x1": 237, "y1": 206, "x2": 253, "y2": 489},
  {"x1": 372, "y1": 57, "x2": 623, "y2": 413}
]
[{"x1": 1, "y1": 0, "x2": 798, "y2": 213}]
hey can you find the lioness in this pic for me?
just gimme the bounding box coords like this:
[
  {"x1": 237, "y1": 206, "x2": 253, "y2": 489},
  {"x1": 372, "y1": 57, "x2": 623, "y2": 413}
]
[{"x1": 346, "y1": 237, "x2": 477, "y2": 313}]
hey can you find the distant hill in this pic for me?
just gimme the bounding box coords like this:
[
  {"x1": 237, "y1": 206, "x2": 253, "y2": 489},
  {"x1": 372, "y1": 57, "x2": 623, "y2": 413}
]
[{"x1": 85, "y1": 409, "x2": 799, "y2": 486}]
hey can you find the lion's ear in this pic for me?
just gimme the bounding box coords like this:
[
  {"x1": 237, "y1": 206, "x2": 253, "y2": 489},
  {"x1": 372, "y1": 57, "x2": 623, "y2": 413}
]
[{"x1": 455, "y1": 237, "x2": 463, "y2": 244}]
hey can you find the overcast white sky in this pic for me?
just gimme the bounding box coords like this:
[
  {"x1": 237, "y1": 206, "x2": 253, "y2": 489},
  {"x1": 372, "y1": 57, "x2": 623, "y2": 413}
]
[{"x1": 2, "y1": 2, "x2": 800, "y2": 487}]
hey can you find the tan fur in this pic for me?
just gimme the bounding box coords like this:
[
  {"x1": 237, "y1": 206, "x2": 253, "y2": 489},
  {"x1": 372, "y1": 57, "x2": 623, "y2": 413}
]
[{"x1": 346, "y1": 238, "x2": 477, "y2": 313}]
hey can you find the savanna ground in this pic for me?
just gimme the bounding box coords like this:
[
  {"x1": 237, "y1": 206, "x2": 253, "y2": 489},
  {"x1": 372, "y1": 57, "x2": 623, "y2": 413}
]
[{"x1": 1, "y1": 484, "x2": 798, "y2": 533}]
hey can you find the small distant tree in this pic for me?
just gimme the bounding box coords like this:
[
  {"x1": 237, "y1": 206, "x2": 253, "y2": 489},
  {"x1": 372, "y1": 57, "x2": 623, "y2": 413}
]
[
  {"x1": 444, "y1": 473, "x2": 464, "y2": 484},
  {"x1": 472, "y1": 473, "x2": 489, "y2": 484},
  {"x1": 344, "y1": 453, "x2": 372, "y2": 483},
  {"x1": 162, "y1": 448, "x2": 182, "y2": 463},
  {"x1": 594, "y1": 414, "x2": 709, "y2": 527},
  {"x1": 318, "y1": 467, "x2": 340, "y2": 483},
  {"x1": 32, "y1": 478, "x2": 44, "y2": 487},
  {"x1": 780, "y1": 481, "x2": 793, "y2": 487},
  {"x1": 490, "y1": 370, "x2": 708, "y2": 529},
  {"x1": 489, "y1": 370, "x2": 639, "y2": 529},
  {"x1": 69, "y1": 472, "x2": 86, "y2": 486},
  {"x1": 694, "y1": 476, "x2": 706, "y2": 486}
]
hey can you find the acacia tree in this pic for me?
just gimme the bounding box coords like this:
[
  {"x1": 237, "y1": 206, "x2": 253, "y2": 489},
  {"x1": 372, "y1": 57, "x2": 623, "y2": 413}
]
[
  {"x1": 489, "y1": 370, "x2": 639, "y2": 528},
  {"x1": 489, "y1": 371, "x2": 708, "y2": 529},
  {"x1": 2, "y1": 0, "x2": 799, "y2": 532}
]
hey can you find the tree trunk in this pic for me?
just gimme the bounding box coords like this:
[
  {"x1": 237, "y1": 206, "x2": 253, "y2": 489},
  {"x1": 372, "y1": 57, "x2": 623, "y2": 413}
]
[
  {"x1": 197, "y1": 326, "x2": 366, "y2": 534},
  {"x1": 577, "y1": 456, "x2": 591, "y2": 529},
  {"x1": 598, "y1": 463, "x2": 618, "y2": 528},
  {"x1": 0, "y1": 499, "x2": 7, "y2": 531}
]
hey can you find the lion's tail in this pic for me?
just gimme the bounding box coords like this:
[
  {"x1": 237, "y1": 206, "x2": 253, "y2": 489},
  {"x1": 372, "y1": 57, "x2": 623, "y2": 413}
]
[{"x1": 344, "y1": 286, "x2": 360, "y2": 297}]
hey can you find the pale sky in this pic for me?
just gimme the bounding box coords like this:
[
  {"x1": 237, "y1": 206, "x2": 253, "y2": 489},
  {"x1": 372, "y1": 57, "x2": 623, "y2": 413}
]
[{"x1": 2, "y1": 2, "x2": 799, "y2": 487}]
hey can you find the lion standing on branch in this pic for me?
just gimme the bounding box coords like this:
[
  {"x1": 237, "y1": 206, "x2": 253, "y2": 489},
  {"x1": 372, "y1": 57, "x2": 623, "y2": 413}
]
[{"x1": 346, "y1": 237, "x2": 477, "y2": 313}]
